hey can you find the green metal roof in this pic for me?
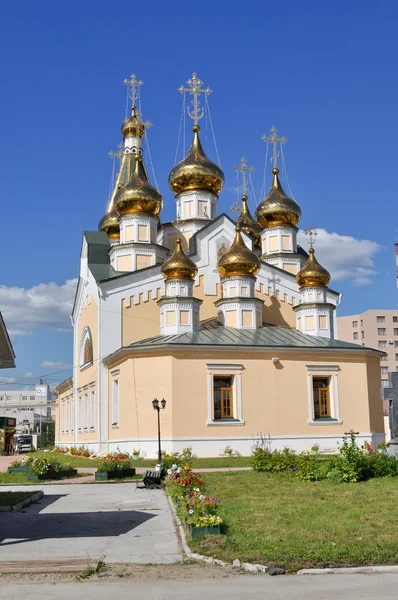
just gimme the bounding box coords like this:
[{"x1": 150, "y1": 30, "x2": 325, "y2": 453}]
[{"x1": 124, "y1": 318, "x2": 380, "y2": 353}]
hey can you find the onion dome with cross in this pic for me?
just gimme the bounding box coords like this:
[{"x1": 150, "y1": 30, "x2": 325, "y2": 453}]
[
  {"x1": 161, "y1": 239, "x2": 198, "y2": 281},
  {"x1": 296, "y1": 227, "x2": 330, "y2": 289},
  {"x1": 114, "y1": 155, "x2": 162, "y2": 218},
  {"x1": 255, "y1": 127, "x2": 301, "y2": 229},
  {"x1": 218, "y1": 227, "x2": 261, "y2": 278},
  {"x1": 168, "y1": 73, "x2": 224, "y2": 196}
]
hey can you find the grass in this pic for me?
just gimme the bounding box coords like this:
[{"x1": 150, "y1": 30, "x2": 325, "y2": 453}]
[
  {"x1": 0, "y1": 491, "x2": 34, "y2": 506},
  {"x1": 188, "y1": 471, "x2": 398, "y2": 572},
  {"x1": 27, "y1": 452, "x2": 253, "y2": 469}
]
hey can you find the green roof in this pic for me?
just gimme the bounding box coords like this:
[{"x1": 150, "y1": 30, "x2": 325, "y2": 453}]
[{"x1": 124, "y1": 318, "x2": 380, "y2": 353}]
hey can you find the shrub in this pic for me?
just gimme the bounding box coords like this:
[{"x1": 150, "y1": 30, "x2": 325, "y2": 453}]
[
  {"x1": 30, "y1": 457, "x2": 73, "y2": 475},
  {"x1": 97, "y1": 453, "x2": 134, "y2": 472},
  {"x1": 252, "y1": 431, "x2": 398, "y2": 484},
  {"x1": 161, "y1": 449, "x2": 194, "y2": 471}
]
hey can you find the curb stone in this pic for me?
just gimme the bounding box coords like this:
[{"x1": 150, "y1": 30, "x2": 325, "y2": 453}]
[
  {"x1": 298, "y1": 566, "x2": 398, "y2": 575},
  {"x1": 0, "y1": 491, "x2": 43, "y2": 512}
]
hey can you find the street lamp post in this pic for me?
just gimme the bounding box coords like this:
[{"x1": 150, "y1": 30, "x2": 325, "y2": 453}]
[{"x1": 152, "y1": 398, "x2": 166, "y2": 470}]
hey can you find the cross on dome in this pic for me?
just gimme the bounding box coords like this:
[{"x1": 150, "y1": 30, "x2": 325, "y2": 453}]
[
  {"x1": 178, "y1": 72, "x2": 212, "y2": 126},
  {"x1": 304, "y1": 225, "x2": 318, "y2": 248},
  {"x1": 261, "y1": 125, "x2": 287, "y2": 170},
  {"x1": 124, "y1": 73, "x2": 143, "y2": 106},
  {"x1": 233, "y1": 156, "x2": 255, "y2": 197}
]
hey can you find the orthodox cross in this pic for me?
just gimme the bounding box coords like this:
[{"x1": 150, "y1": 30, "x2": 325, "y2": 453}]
[
  {"x1": 108, "y1": 143, "x2": 124, "y2": 159},
  {"x1": 179, "y1": 72, "x2": 211, "y2": 126},
  {"x1": 261, "y1": 126, "x2": 287, "y2": 169},
  {"x1": 304, "y1": 226, "x2": 318, "y2": 248},
  {"x1": 233, "y1": 156, "x2": 254, "y2": 197},
  {"x1": 229, "y1": 199, "x2": 241, "y2": 214},
  {"x1": 123, "y1": 73, "x2": 143, "y2": 107}
]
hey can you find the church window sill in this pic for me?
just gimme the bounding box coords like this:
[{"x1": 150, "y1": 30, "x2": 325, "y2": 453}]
[
  {"x1": 111, "y1": 424, "x2": 119, "y2": 429},
  {"x1": 80, "y1": 362, "x2": 93, "y2": 372},
  {"x1": 307, "y1": 419, "x2": 342, "y2": 426},
  {"x1": 206, "y1": 419, "x2": 245, "y2": 427}
]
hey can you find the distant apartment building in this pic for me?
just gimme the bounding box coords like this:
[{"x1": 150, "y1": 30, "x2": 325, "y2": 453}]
[
  {"x1": 0, "y1": 383, "x2": 54, "y2": 434},
  {"x1": 338, "y1": 310, "x2": 398, "y2": 414}
]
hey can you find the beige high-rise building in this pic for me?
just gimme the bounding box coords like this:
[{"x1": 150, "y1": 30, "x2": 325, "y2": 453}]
[{"x1": 338, "y1": 310, "x2": 398, "y2": 413}]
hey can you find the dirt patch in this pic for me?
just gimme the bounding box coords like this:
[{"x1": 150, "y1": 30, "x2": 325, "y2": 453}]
[{"x1": 0, "y1": 562, "x2": 241, "y2": 585}]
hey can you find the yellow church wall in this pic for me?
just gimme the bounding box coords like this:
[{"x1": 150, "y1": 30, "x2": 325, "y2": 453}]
[
  {"x1": 169, "y1": 351, "x2": 378, "y2": 438},
  {"x1": 105, "y1": 349, "x2": 383, "y2": 448},
  {"x1": 107, "y1": 355, "x2": 173, "y2": 442},
  {"x1": 55, "y1": 381, "x2": 74, "y2": 444},
  {"x1": 76, "y1": 295, "x2": 98, "y2": 390},
  {"x1": 122, "y1": 276, "x2": 296, "y2": 346}
]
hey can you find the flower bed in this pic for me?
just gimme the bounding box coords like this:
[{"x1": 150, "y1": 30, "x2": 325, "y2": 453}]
[
  {"x1": 95, "y1": 453, "x2": 136, "y2": 480},
  {"x1": 95, "y1": 468, "x2": 136, "y2": 481},
  {"x1": 252, "y1": 432, "x2": 398, "y2": 483},
  {"x1": 10, "y1": 456, "x2": 78, "y2": 481},
  {"x1": 164, "y1": 454, "x2": 222, "y2": 537}
]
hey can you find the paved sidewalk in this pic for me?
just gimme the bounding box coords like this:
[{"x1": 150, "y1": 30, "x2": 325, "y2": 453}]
[
  {"x1": 0, "y1": 482, "x2": 181, "y2": 564},
  {"x1": 1, "y1": 573, "x2": 398, "y2": 600}
]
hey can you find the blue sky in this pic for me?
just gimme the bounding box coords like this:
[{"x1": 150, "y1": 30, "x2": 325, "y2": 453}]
[{"x1": 0, "y1": 0, "x2": 397, "y2": 388}]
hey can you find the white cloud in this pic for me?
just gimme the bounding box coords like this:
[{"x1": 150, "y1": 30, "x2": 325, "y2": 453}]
[
  {"x1": 40, "y1": 361, "x2": 72, "y2": 370},
  {"x1": 297, "y1": 229, "x2": 381, "y2": 286},
  {"x1": 22, "y1": 372, "x2": 35, "y2": 379},
  {"x1": 0, "y1": 376, "x2": 17, "y2": 384},
  {"x1": 0, "y1": 279, "x2": 77, "y2": 336}
]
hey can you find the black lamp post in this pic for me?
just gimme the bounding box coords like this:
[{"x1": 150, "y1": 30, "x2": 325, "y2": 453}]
[{"x1": 152, "y1": 397, "x2": 166, "y2": 467}]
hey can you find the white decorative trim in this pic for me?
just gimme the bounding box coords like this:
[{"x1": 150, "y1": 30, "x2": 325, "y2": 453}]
[
  {"x1": 307, "y1": 419, "x2": 343, "y2": 425},
  {"x1": 111, "y1": 369, "x2": 120, "y2": 376},
  {"x1": 206, "y1": 364, "x2": 244, "y2": 370},
  {"x1": 306, "y1": 365, "x2": 340, "y2": 371},
  {"x1": 306, "y1": 366, "x2": 341, "y2": 424},
  {"x1": 206, "y1": 364, "x2": 244, "y2": 426}
]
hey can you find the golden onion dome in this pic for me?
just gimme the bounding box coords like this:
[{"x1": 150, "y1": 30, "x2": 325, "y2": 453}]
[
  {"x1": 255, "y1": 168, "x2": 301, "y2": 229},
  {"x1": 121, "y1": 106, "x2": 145, "y2": 139},
  {"x1": 236, "y1": 195, "x2": 261, "y2": 246},
  {"x1": 99, "y1": 209, "x2": 120, "y2": 241},
  {"x1": 161, "y1": 239, "x2": 198, "y2": 281},
  {"x1": 218, "y1": 227, "x2": 261, "y2": 278},
  {"x1": 168, "y1": 125, "x2": 224, "y2": 195},
  {"x1": 296, "y1": 246, "x2": 330, "y2": 288},
  {"x1": 114, "y1": 155, "x2": 162, "y2": 218}
]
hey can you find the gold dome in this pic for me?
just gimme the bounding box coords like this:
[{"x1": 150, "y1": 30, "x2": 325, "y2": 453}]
[
  {"x1": 218, "y1": 227, "x2": 261, "y2": 278},
  {"x1": 99, "y1": 209, "x2": 119, "y2": 241},
  {"x1": 121, "y1": 106, "x2": 145, "y2": 139},
  {"x1": 296, "y1": 247, "x2": 330, "y2": 288},
  {"x1": 168, "y1": 125, "x2": 224, "y2": 195},
  {"x1": 255, "y1": 168, "x2": 301, "y2": 228},
  {"x1": 236, "y1": 196, "x2": 261, "y2": 246},
  {"x1": 115, "y1": 155, "x2": 162, "y2": 218},
  {"x1": 161, "y1": 239, "x2": 198, "y2": 280}
]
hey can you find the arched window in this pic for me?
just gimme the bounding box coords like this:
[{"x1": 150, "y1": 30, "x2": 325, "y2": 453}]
[{"x1": 80, "y1": 327, "x2": 93, "y2": 368}]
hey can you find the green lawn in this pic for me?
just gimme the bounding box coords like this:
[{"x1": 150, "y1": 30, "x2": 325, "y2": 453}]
[
  {"x1": 28, "y1": 452, "x2": 252, "y2": 469},
  {"x1": 188, "y1": 471, "x2": 398, "y2": 571},
  {"x1": 0, "y1": 491, "x2": 34, "y2": 506}
]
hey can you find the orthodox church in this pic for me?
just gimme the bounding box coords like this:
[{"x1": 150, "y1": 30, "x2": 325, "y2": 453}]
[{"x1": 55, "y1": 73, "x2": 384, "y2": 456}]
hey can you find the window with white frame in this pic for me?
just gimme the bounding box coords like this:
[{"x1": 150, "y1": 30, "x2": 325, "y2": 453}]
[
  {"x1": 71, "y1": 398, "x2": 75, "y2": 432},
  {"x1": 62, "y1": 404, "x2": 65, "y2": 433},
  {"x1": 80, "y1": 327, "x2": 93, "y2": 369},
  {"x1": 84, "y1": 394, "x2": 88, "y2": 429},
  {"x1": 206, "y1": 364, "x2": 244, "y2": 426},
  {"x1": 306, "y1": 366, "x2": 341, "y2": 424},
  {"x1": 90, "y1": 391, "x2": 95, "y2": 430},
  {"x1": 112, "y1": 379, "x2": 119, "y2": 426},
  {"x1": 78, "y1": 396, "x2": 82, "y2": 430}
]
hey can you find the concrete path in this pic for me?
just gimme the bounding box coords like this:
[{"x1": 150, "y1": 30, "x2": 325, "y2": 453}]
[
  {"x1": 1, "y1": 573, "x2": 398, "y2": 599},
  {"x1": 0, "y1": 482, "x2": 181, "y2": 565}
]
